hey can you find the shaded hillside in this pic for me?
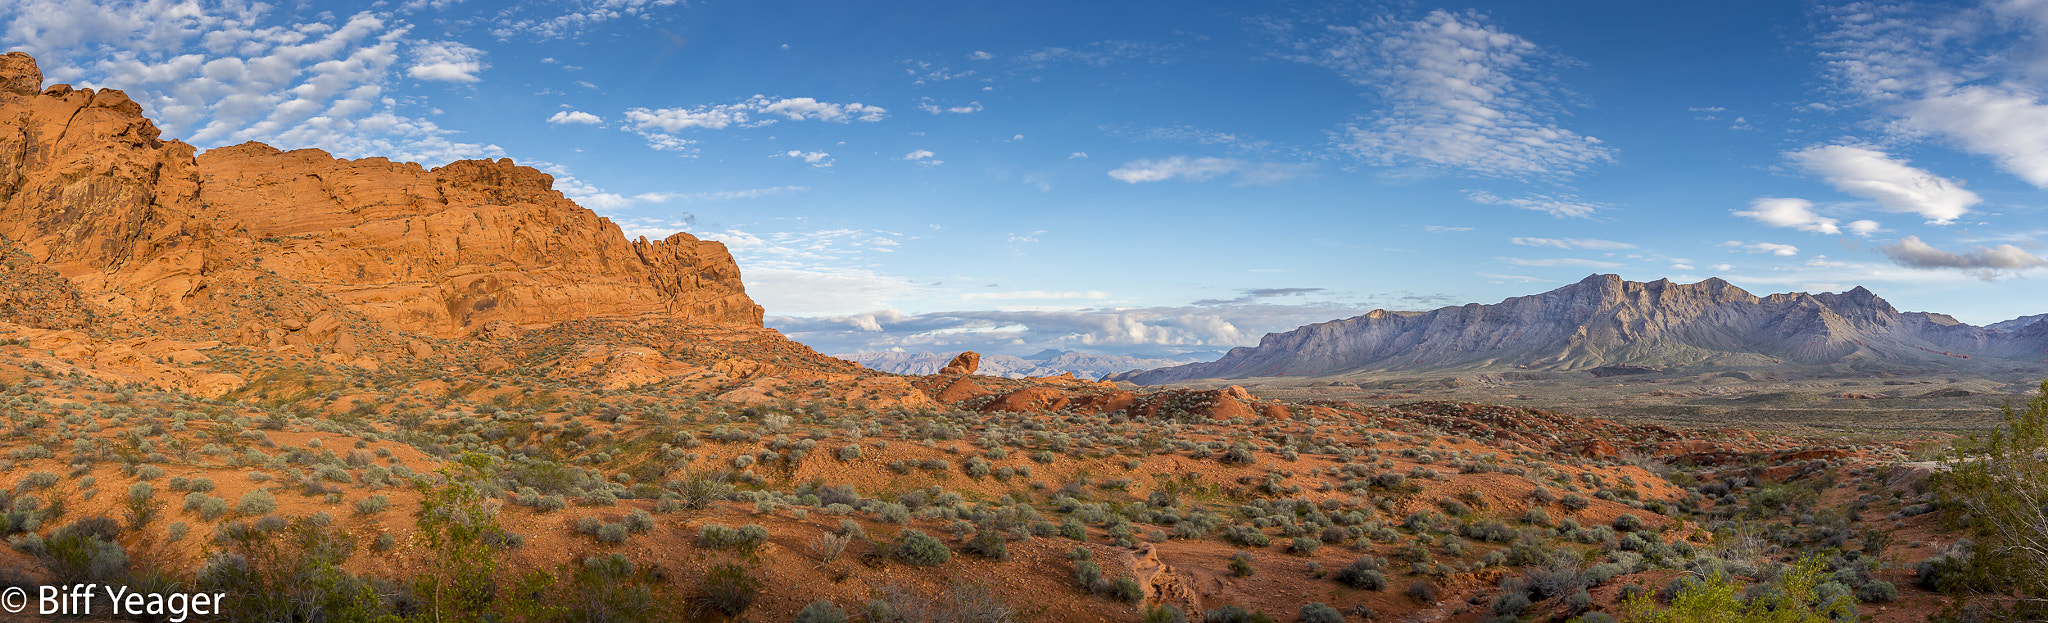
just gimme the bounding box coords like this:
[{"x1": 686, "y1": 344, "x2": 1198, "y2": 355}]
[{"x1": 1118, "y1": 274, "x2": 2048, "y2": 384}]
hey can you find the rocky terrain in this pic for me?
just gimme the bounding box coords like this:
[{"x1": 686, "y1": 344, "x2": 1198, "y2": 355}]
[
  {"x1": 1116, "y1": 274, "x2": 2048, "y2": 384},
  {"x1": 841, "y1": 349, "x2": 1193, "y2": 381},
  {"x1": 0, "y1": 51, "x2": 2021, "y2": 623}
]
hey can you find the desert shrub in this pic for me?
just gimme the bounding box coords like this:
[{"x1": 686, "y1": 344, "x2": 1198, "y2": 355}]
[
  {"x1": 623, "y1": 509, "x2": 654, "y2": 534},
  {"x1": 197, "y1": 515, "x2": 383, "y2": 623},
  {"x1": 1337, "y1": 556, "x2": 1387, "y2": 590},
  {"x1": 870, "y1": 583, "x2": 1019, "y2": 623},
  {"x1": 1203, "y1": 605, "x2": 1277, "y2": 623},
  {"x1": 1618, "y1": 555, "x2": 1851, "y2": 622},
  {"x1": 237, "y1": 489, "x2": 278, "y2": 516},
  {"x1": 812, "y1": 532, "x2": 851, "y2": 562},
  {"x1": 795, "y1": 600, "x2": 849, "y2": 623},
  {"x1": 184, "y1": 492, "x2": 229, "y2": 520},
  {"x1": 876, "y1": 503, "x2": 911, "y2": 524},
  {"x1": 1404, "y1": 580, "x2": 1440, "y2": 603},
  {"x1": 1108, "y1": 576, "x2": 1143, "y2": 603},
  {"x1": 698, "y1": 523, "x2": 769, "y2": 551},
  {"x1": 1560, "y1": 494, "x2": 1591, "y2": 511},
  {"x1": 1075, "y1": 560, "x2": 1104, "y2": 590},
  {"x1": 1223, "y1": 526, "x2": 1270, "y2": 548},
  {"x1": 694, "y1": 563, "x2": 760, "y2": 618},
  {"x1": 1299, "y1": 603, "x2": 1343, "y2": 623},
  {"x1": 1288, "y1": 536, "x2": 1322, "y2": 556},
  {"x1": 1144, "y1": 604, "x2": 1187, "y2": 623},
  {"x1": 1613, "y1": 513, "x2": 1645, "y2": 532},
  {"x1": 965, "y1": 532, "x2": 1011, "y2": 561},
  {"x1": 896, "y1": 529, "x2": 951, "y2": 566},
  {"x1": 1229, "y1": 551, "x2": 1255, "y2": 577},
  {"x1": 595, "y1": 523, "x2": 629, "y2": 544},
  {"x1": 353, "y1": 495, "x2": 390, "y2": 516}
]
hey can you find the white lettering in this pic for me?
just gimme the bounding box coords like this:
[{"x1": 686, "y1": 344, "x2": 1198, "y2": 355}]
[{"x1": 38, "y1": 585, "x2": 57, "y2": 615}]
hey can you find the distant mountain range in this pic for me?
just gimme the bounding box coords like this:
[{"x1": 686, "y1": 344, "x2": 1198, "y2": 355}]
[
  {"x1": 839, "y1": 349, "x2": 1194, "y2": 380},
  {"x1": 1114, "y1": 274, "x2": 2048, "y2": 384}
]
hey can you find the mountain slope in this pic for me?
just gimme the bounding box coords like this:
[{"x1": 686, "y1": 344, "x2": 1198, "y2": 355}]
[{"x1": 1117, "y1": 274, "x2": 2048, "y2": 384}]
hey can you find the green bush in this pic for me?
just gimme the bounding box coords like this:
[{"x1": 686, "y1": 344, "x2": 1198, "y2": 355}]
[
  {"x1": 237, "y1": 489, "x2": 278, "y2": 516},
  {"x1": 1299, "y1": 603, "x2": 1343, "y2": 623},
  {"x1": 694, "y1": 563, "x2": 760, "y2": 618},
  {"x1": 1336, "y1": 556, "x2": 1387, "y2": 590},
  {"x1": 964, "y1": 532, "x2": 1011, "y2": 561},
  {"x1": 795, "y1": 600, "x2": 849, "y2": 623},
  {"x1": 1108, "y1": 576, "x2": 1143, "y2": 603},
  {"x1": 896, "y1": 529, "x2": 951, "y2": 566}
]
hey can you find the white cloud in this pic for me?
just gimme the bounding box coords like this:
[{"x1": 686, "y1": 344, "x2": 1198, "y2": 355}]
[
  {"x1": 903, "y1": 149, "x2": 939, "y2": 164},
  {"x1": 1785, "y1": 145, "x2": 1978, "y2": 224},
  {"x1": 1508, "y1": 237, "x2": 1636, "y2": 250},
  {"x1": 775, "y1": 150, "x2": 833, "y2": 167},
  {"x1": 1721, "y1": 241, "x2": 1800, "y2": 256},
  {"x1": 916, "y1": 98, "x2": 982, "y2": 114},
  {"x1": 1107, "y1": 156, "x2": 1308, "y2": 185},
  {"x1": 486, "y1": 0, "x2": 682, "y2": 40},
  {"x1": 1283, "y1": 10, "x2": 1612, "y2": 178},
  {"x1": 968, "y1": 50, "x2": 994, "y2": 60},
  {"x1": 1068, "y1": 152, "x2": 1089, "y2": 159},
  {"x1": 1, "y1": 3, "x2": 503, "y2": 165},
  {"x1": 1423, "y1": 225, "x2": 1474, "y2": 233},
  {"x1": 1819, "y1": 3, "x2": 2048, "y2": 188},
  {"x1": 547, "y1": 110, "x2": 602, "y2": 125},
  {"x1": 1465, "y1": 190, "x2": 1602, "y2": 219},
  {"x1": 407, "y1": 40, "x2": 486, "y2": 82},
  {"x1": 1733, "y1": 197, "x2": 1845, "y2": 234},
  {"x1": 1878, "y1": 235, "x2": 2048, "y2": 278},
  {"x1": 621, "y1": 95, "x2": 887, "y2": 150},
  {"x1": 1505, "y1": 257, "x2": 1624, "y2": 268}
]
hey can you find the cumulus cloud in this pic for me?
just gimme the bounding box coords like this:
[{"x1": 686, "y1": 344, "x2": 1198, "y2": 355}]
[
  {"x1": 1107, "y1": 156, "x2": 1308, "y2": 185},
  {"x1": 775, "y1": 150, "x2": 833, "y2": 167},
  {"x1": 486, "y1": 0, "x2": 682, "y2": 40},
  {"x1": 1465, "y1": 191, "x2": 1602, "y2": 219},
  {"x1": 0, "y1": 2, "x2": 503, "y2": 165},
  {"x1": 621, "y1": 95, "x2": 887, "y2": 151},
  {"x1": 903, "y1": 149, "x2": 942, "y2": 166},
  {"x1": 1818, "y1": 3, "x2": 2048, "y2": 188},
  {"x1": 1509, "y1": 237, "x2": 1636, "y2": 250},
  {"x1": 1785, "y1": 145, "x2": 1978, "y2": 224},
  {"x1": 916, "y1": 98, "x2": 983, "y2": 114},
  {"x1": 1281, "y1": 10, "x2": 1612, "y2": 178},
  {"x1": 547, "y1": 110, "x2": 602, "y2": 124},
  {"x1": 1423, "y1": 225, "x2": 1474, "y2": 233},
  {"x1": 1734, "y1": 197, "x2": 1847, "y2": 234},
  {"x1": 1878, "y1": 235, "x2": 2048, "y2": 278},
  {"x1": 1722, "y1": 241, "x2": 1800, "y2": 256},
  {"x1": 407, "y1": 40, "x2": 487, "y2": 82}
]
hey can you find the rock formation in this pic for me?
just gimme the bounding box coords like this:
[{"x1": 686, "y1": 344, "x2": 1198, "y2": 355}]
[
  {"x1": 937, "y1": 351, "x2": 980, "y2": 375},
  {"x1": 0, "y1": 51, "x2": 760, "y2": 340},
  {"x1": 1117, "y1": 274, "x2": 2048, "y2": 383}
]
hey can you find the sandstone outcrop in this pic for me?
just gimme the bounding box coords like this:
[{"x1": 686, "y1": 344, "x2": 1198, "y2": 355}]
[
  {"x1": 937, "y1": 351, "x2": 980, "y2": 375},
  {"x1": 0, "y1": 52, "x2": 761, "y2": 341}
]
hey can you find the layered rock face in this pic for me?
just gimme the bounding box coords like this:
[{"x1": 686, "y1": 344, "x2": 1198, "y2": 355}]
[
  {"x1": 0, "y1": 52, "x2": 760, "y2": 338},
  {"x1": 1119, "y1": 274, "x2": 2048, "y2": 383}
]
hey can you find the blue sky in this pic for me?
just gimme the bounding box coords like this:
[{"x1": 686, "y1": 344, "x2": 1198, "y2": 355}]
[{"x1": 7, "y1": 0, "x2": 2048, "y2": 360}]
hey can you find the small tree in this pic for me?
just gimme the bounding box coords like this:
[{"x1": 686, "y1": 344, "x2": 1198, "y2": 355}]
[{"x1": 1931, "y1": 379, "x2": 2048, "y2": 620}]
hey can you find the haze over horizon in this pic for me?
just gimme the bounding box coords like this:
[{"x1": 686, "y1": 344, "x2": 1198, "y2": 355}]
[{"x1": 7, "y1": 0, "x2": 2048, "y2": 360}]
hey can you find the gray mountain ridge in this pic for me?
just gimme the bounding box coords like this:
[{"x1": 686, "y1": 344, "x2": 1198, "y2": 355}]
[{"x1": 1112, "y1": 274, "x2": 2048, "y2": 384}]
